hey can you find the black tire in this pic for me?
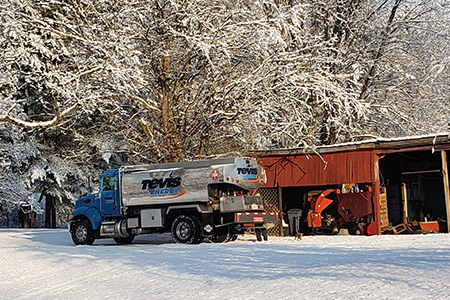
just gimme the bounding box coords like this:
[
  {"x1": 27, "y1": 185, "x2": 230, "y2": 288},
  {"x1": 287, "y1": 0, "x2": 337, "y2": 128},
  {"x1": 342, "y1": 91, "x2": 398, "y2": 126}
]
[
  {"x1": 191, "y1": 216, "x2": 204, "y2": 244},
  {"x1": 171, "y1": 215, "x2": 201, "y2": 244},
  {"x1": 210, "y1": 233, "x2": 230, "y2": 243},
  {"x1": 209, "y1": 226, "x2": 231, "y2": 243},
  {"x1": 331, "y1": 226, "x2": 339, "y2": 235},
  {"x1": 114, "y1": 235, "x2": 135, "y2": 245},
  {"x1": 71, "y1": 220, "x2": 95, "y2": 245}
]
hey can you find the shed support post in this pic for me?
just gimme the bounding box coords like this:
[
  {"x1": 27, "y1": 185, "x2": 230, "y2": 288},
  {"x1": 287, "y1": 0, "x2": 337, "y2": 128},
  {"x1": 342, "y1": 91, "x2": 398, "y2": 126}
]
[
  {"x1": 374, "y1": 156, "x2": 381, "y2": 234},
  {"x1": 277, "y1": 184, "x2": 283, "y2": 236},
  {"x1": 441, "y1": 151, "x2": 450, "y2": 233}
]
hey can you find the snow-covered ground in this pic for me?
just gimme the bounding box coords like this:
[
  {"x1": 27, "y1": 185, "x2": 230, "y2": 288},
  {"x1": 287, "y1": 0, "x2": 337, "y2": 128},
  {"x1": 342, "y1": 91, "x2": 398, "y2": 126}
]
[{"x1": 1, "y1": 229, "x2": 450, "y2": 300}]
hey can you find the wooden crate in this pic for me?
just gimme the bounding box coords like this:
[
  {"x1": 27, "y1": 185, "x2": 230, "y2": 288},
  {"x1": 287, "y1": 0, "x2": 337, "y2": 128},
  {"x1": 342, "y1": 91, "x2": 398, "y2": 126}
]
[{"x1": 379, "y1": 187, "x2": 390, "y2": 230}]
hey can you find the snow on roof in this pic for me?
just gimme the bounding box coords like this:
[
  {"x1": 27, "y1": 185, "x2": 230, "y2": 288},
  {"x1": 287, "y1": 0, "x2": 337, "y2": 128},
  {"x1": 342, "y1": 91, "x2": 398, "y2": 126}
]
[{"x1": 252, "y1": 132, "x2": 450, "y2": 156}]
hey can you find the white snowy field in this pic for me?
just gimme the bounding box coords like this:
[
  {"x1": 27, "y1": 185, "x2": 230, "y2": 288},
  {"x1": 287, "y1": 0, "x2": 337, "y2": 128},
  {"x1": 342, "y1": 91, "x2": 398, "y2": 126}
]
[{"x1": 1, "y1": 229, "x2": 450, "y2": 300}]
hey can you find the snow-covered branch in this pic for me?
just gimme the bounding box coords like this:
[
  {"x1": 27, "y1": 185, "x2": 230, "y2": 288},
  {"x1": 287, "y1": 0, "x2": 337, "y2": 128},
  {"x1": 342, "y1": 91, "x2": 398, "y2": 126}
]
[{"x1": 0, "y1": 103, "x2": 79, "y2": 130}]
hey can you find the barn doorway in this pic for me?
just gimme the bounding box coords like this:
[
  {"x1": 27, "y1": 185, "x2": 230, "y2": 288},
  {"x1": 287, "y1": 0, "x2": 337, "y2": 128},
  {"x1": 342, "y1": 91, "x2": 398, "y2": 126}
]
[{"x1": 379, "y1": 150, "x2": 449, "y2": 232}]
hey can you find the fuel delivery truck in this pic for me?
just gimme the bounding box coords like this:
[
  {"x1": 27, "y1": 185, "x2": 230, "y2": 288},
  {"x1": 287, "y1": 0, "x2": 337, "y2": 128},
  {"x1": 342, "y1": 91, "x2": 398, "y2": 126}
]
[{"x1": 68, "y1": 157, "x2": 278, "y2": 245}]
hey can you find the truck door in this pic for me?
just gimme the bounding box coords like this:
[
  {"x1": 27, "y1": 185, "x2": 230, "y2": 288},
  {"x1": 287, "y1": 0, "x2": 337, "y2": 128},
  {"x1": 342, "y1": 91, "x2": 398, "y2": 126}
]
[{"x1": 101, "y1": 175, "x2": 121, "y2": 217}]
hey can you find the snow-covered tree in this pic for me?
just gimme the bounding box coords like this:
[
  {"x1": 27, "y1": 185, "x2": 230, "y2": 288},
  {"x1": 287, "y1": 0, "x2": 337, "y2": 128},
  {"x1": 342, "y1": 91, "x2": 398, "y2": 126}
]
[
  {"x1": 117, "y1": 0, "x2": 295, "y2": 160},
  {"x1": 0, "y1": 125, "x2": 41, "y2": 227},
  {"x1": 233, "y1": 0, "x2": 370, "y2": 149},
  {"x1": 1, "y1": 0, "x2": 449, "y2": 227},
  {"x1": 0, "y1": 0, "x2": 137, "y2": 226},
  {"x1": 359, "y1": 0, "x2": 450, "y2": 136}
]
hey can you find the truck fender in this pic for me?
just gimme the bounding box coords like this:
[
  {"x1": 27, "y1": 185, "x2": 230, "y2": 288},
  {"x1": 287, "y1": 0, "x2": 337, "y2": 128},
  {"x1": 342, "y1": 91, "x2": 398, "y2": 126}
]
[{"x1": 70, "y1": 207, "x2": 103, "y2": 230}]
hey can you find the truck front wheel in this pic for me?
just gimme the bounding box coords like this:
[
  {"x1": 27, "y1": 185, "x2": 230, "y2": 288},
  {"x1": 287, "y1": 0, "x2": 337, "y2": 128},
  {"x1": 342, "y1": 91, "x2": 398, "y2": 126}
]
[
  {"x1": 171, "y1": 215, "x2": 201, "y2": 244},
  {"x1": 71, "y1": 220, "x2": 95, "y2": 245}
]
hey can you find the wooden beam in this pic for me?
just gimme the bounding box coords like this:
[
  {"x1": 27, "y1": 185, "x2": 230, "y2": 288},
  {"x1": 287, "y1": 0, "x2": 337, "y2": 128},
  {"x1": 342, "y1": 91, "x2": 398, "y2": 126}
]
[
  {"x1": 441, "y1": 151, "x2": 450, "y2": 233},
  {"x1": 401, "y1": 183, "x2": 408, "y2": 224},
  {"x1": 278, "y1": 184, "x2": 283, "y2": 237},
  {"x1": 379, "y1": 187, "x2": 389, "y2": 231},
  {"x1": 373, "y1": 155, "x2": 382, "y2": 234}
]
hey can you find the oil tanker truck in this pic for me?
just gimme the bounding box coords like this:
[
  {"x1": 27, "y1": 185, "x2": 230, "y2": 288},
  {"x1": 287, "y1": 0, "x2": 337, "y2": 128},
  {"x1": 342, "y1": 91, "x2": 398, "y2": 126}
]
[{"x1": 68, "y1": 157, "x2": 278, "y2": 245}]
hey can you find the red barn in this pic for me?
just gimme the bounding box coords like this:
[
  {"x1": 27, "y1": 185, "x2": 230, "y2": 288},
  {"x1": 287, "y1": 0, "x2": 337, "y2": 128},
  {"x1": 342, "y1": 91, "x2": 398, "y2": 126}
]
[{"x1": 253, "y1": 134, "x2": 450, "y2": 236}]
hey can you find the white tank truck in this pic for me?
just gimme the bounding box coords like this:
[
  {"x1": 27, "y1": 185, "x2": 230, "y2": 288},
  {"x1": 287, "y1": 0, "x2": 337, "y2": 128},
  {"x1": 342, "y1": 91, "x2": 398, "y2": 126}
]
[{"x1": 68, "y1": 157, "x2": 278, "y2": 245}]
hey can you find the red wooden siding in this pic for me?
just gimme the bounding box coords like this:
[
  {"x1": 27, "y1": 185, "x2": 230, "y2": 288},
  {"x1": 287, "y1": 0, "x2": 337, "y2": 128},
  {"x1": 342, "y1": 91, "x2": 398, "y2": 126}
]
[{"x1": 257, "y1": 150, "x2": 376, "y2": 188}]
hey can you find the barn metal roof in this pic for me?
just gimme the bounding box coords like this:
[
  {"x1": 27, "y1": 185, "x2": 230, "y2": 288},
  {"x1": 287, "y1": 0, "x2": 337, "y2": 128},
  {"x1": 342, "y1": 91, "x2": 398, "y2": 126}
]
[{"x1": 252, "y1": 133, "x2": 450, "y2": 156}]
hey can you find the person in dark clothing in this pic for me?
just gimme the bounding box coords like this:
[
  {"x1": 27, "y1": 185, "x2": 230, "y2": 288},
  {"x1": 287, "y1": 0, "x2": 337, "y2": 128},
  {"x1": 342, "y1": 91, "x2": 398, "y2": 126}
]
[{"x1": 255, "y1": 227, "x2": 268, "y2": 241}]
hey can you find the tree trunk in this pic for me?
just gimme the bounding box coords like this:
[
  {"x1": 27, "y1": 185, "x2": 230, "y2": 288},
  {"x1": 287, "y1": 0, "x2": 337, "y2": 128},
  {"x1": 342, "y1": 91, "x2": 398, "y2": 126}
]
[
  {"x1": 359, "y1": 0, "x2": 402, "y2": 100},
  {"x1": 45, "y1": 195, "x2": 56, "y2": 228}
]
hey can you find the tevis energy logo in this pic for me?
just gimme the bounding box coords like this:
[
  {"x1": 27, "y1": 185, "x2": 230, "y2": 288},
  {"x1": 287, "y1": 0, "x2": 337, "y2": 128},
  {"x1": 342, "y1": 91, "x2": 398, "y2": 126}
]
[
  {"x1": 141, "y1": 172, "x2": 186, "y2": 199},
  {"x1": 237, "y1": 167, "x2": 258, "y2": 180}
]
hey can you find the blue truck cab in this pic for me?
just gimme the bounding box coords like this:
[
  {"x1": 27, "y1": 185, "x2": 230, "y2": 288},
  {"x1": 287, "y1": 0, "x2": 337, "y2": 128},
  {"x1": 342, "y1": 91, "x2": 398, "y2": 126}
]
[{"x1": 69, "y1": 169, "x2": 122, "y2": 244}]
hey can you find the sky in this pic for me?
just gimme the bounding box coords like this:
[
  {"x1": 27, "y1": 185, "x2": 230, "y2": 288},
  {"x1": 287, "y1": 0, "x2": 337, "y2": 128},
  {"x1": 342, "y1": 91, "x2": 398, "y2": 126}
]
[{"x1": 1, "y1": 229, "x2": 450, "y2": 300}]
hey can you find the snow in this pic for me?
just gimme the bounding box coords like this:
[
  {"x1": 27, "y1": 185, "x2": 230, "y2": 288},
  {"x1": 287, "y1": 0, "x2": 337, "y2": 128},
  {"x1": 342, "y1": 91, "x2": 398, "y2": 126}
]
[{"x1": 1, "y1": 230, "x2": 450, "y2": 300}]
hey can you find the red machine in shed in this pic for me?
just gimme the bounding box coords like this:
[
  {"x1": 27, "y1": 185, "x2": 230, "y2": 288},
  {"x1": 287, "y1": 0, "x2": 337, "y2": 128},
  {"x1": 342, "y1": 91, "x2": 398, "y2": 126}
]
[{"x1": 307, "y1": 186, "x2": 375, "y2": 235}]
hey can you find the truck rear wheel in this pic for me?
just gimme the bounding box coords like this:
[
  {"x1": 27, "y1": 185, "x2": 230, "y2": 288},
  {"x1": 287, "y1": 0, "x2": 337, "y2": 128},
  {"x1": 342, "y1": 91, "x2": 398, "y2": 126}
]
[
  {"x1": 210, "y1": 226, "x2": 234, "y2": 243},
  {"x1": 171, "y1": 215, "x2": 201, "y2": 244},
  {"x1": 113, "y1": 235, "x2": 135, "y2": 245},
  {"x1": 210, "y1": 233, "x2": 230, "y2": 243},
  {"x1": 71, "y1": 220, "x2": 95, "y2": 245}
]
